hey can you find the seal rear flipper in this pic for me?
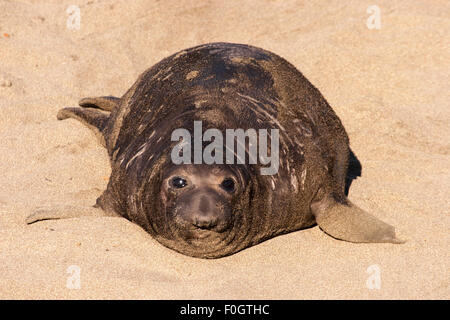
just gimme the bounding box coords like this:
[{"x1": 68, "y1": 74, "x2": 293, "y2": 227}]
[
  {"x1": 57, "y1": 107, "x2": 109, "y2": 147},
  {"x1": 311, "y1": 195, "x2": 405, "y2": 244},
  {"x1": 25, "y1": 205, "x2": 120, "y2": 224},
  {"x1": 78, "y1": 96, "x2": 120, "y2": 112}
]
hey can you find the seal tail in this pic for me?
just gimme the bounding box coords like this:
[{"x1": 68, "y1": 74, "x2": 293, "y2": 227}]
[
  {"x1": 311, "y1": 195, "x2": 405, "y2": 244},
  {"x1": 57, "y1": 96, "x2": 120, "y2": 147},
  {"x1": 78, "y1": 96, "x2": 120, "y2": 112}
]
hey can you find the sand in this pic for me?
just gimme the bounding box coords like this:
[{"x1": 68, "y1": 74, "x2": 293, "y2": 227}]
[{"x1": 0, "y1": 0, "x2": 448, "y2": 299}]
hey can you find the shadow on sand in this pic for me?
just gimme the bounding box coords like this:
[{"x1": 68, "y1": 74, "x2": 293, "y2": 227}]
[{"x1": 345, "y1": 148, "x2": 362, "y2": 196}]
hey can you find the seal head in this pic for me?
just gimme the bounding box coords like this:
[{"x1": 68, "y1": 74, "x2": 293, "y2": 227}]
[{"x1": 158, "y1": 164, "x2": 248, "y2": 257}]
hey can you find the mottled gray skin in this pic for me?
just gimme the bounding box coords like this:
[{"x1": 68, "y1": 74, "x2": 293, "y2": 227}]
[{"x1": 30, "y1": 43, "x2": 403, "y2": 258}]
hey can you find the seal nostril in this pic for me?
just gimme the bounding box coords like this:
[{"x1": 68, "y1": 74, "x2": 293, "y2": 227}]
[{"x1": 192, "y1": 215, "x2": 218, "y2": 229}]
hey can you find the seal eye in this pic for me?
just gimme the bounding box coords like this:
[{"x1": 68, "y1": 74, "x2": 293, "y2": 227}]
[
  {"x1": 171, "y1": 177, "x2": 187, "y2": 189},
  {"x1": 220, "y1": 178, "x2": 235, "y2": 193}
]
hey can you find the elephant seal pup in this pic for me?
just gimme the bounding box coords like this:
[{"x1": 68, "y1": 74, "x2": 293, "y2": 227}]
[{"x1": 27, "y1": 42, "x2": 403, "y2": 258}]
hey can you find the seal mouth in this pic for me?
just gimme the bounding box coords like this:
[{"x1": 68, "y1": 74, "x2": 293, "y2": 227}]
[
  {"x1": 177, "y1": 229, "x2": 238, "y2": 258},
  {"x1": 183, "y1": 228, "x2": 225, "y2": 243},
  {"x1": 193, "y1": 229, "x2": 212, "y2": 239},
  {"x1": 175, "y1": 215, "x2": 234, "y2": 243},
  {"x1": 185, "y1": 229, "x2": 223, "y2": 247}
]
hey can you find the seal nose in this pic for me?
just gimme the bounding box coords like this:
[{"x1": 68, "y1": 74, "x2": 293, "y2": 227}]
[
  {"x1": 191, "y1": 196, "x2": 218, "y2": 229},
  {"x1": 198, "y1": 196, "x2": 210, "y2": 213},
  {"x1": 192, "y1": 215, "x2": 218, "y2": 229},
  {"x1": 175, "y1": 190, "x2": 231, "y2": 232}
]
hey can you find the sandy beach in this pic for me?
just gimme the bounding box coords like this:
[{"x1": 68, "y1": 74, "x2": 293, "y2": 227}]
[{"x1": 0, "y1": 0, "x2": 448, "y2": 299}]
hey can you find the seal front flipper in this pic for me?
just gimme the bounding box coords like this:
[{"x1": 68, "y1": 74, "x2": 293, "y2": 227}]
[
  {"x1": 26, "y1": 205, "x2": 120, "y2": 224},
  {"x1": 311, "y1": 195, "x2": 405, "y2": 244}
]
